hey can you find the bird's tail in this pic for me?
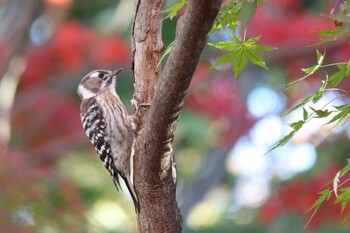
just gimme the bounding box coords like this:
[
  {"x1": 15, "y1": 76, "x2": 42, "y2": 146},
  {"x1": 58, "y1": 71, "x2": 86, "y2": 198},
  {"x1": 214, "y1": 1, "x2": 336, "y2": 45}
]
[{"x1": 120, "y1": 174, "x2": 139, "y2": 212}]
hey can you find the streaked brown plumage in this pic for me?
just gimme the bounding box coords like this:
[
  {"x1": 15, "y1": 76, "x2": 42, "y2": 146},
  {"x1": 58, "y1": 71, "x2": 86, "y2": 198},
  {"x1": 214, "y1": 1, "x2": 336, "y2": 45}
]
[{"x1": 77, "y1": 69, "x2": 138, "y2": 210}]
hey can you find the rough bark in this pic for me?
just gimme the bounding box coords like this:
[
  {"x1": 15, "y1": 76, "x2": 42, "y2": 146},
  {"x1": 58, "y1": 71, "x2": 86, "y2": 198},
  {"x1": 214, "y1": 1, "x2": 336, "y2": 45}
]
[
  {"x1": 131, "y1": 0, "x2": 163, "y2": 128},
  {"x1": 132, "y1": 0, "x2": 223, "y2": 232}
]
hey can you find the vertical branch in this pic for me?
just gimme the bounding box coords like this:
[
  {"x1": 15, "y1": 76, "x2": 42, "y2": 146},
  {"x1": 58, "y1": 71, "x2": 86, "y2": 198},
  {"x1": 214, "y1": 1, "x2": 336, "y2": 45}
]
[
  {"x1": 140, "y1": 0, "x2": 223, "y2": 185},
  {"x1": 131, "y1": 0, "x2": 167, "y2": 231},
  {"x1": 131, "y1": 0, "x2": 163, "y2": 127},
  {"x1": 132, "y1": 0, "x2": 222, "y2": 232}
]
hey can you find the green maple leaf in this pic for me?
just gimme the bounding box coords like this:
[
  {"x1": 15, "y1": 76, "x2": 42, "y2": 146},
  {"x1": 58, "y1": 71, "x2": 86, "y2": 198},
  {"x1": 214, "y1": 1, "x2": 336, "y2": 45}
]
[{"x1": 209, "y1": 35, "x2": 275, "y2": 78}]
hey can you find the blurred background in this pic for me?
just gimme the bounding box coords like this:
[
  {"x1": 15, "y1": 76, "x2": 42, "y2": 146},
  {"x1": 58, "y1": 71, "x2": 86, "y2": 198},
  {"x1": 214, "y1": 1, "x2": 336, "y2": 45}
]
[{"x1": 0, "y1": 0, "x2": 350, "y2": 232}]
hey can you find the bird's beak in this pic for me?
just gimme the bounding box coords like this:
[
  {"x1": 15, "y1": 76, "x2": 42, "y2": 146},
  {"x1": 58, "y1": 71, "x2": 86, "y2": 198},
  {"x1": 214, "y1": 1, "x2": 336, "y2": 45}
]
[{"x1": 112, "y1": 68, "x2": 123, "y2": 77}]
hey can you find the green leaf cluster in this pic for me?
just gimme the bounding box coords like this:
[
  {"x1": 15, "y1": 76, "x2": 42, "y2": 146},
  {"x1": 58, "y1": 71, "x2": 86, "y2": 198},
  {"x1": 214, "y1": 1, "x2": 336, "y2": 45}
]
[
  {"x1": 304, "y1": 188, "x2": 332, "y2": 228},
  {"x1": 209, "y1": 35, "x2": 275, "y2": 78},
  {"x1": 312, "y1": 0, "x2": 350, "y2": 46},
  {"x1": 163, "y1": 0, "x2": 186, "y2": 20},
  {"x1": 335, "y1": 187, "x2": 350, "y2": 221},
  {"x1": 270, "y1": 49, "x2": 350, "y2": 152},
  {"x1": 268, "y1": 121, "x2": 303, "y2": 153},
  {"x1": 327, "y1": 105, "x2": 350, "y2": 125},
  {"x1": 270, "y1": 3, "x2": 350, "y2": 223},
  {"x1": 313, "y1": 27, "x2": 343, "y2": 45},
  {"x1": 213, "y1": 0, "x2": 242, "y2": 32},
  {"x1": 306, "y1": 160, "x2": 350, "y2": 227},
  {"x1": 161, "y1": 0, "x2": 274, "y2": 76},
  {"x1": 288, "y1": 50, "x2": 325, "y2": 87},
  {"x1": 333, "y1": 159, "x2": 350, "y2": 221},
  {"x1": 213, "y1": 0, "x2": 267, "y2": 32},
  {"x1": 270, "y1": 103, "x2": 350, "y2": 153}
]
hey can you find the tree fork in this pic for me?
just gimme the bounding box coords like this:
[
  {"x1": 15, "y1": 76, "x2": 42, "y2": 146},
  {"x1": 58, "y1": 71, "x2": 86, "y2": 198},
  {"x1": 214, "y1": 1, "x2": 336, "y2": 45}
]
[{"x1": 132, "y1": 0, "x2": 222, "y2": 232}]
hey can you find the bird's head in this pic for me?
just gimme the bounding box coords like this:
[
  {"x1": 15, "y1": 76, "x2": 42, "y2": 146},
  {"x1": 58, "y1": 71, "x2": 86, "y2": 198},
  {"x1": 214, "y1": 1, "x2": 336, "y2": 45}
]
[{"x1": 77, "y1": 69, "x2": 122, "y2": 100}]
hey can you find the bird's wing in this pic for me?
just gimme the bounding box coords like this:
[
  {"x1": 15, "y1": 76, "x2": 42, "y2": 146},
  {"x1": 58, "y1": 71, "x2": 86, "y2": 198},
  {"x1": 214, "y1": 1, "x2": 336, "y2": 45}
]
[
  {"x1": 80, "y1": 98, "x2": 138, "y2": 210},
  {"x1": 80, "y1": 98, "x2": 122, "y2": 190}
]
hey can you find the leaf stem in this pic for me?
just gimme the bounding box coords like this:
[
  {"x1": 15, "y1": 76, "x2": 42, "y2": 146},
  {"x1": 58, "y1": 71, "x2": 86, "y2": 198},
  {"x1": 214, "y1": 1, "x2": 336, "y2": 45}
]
[{"x1": 242, "y1": 28, "x2": 247, "y2": 42}]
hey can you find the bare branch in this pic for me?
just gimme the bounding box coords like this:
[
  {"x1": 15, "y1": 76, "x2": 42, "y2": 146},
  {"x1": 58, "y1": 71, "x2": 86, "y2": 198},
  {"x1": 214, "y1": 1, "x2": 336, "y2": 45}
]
[
  {"x1": 132, "y1": 0, "x2": 222, "y2": 232},
  {"x1": 140, "y1": 0, "x2": 223, "y2": 185},
  {"x1": 132, "y1": 0, "x2": 163, "y2": 129}
]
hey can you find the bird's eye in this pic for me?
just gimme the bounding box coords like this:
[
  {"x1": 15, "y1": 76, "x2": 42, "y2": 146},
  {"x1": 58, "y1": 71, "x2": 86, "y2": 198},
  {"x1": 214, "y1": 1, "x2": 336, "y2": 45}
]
[{"x1": 98, "y1": 73, "x2": 104, "y2": 78}]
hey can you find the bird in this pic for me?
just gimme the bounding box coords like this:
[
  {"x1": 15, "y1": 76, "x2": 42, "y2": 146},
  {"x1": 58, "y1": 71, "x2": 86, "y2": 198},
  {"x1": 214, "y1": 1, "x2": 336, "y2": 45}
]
[{"x1": 77, "y1": 68, "x2": 138, "y2": 210}]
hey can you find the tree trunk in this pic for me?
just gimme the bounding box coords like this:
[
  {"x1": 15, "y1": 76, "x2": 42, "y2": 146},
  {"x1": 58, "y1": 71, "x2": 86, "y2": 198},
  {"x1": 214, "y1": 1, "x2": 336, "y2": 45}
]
[{"x1": 131, "y1": 0, "x2": 223, "y2": 232}]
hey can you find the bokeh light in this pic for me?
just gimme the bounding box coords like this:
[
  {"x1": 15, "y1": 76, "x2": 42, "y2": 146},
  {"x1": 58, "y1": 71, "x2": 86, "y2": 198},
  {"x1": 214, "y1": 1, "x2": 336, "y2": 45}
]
[
  {"x1": 227, "y1": 137, "x2": 269, "y2": 178},
  {"x1": 30, "y1": 15, "x2": 56, "y2": 45},
  {"x1": 273, "y1": 143, "x2": 317, "y2": 179},
  {"x1": 88, "y1": 200, "x2": 131, "y2": 232},
  {"x1": 233, "y1": 178, "x2": 270, "y2": 208},
  {"x1": 250, "y1": 115, "x2": 285, "y2": 147},
  {"x1": 247, "y1": 86, "x2": 286, "y2": 118}
]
